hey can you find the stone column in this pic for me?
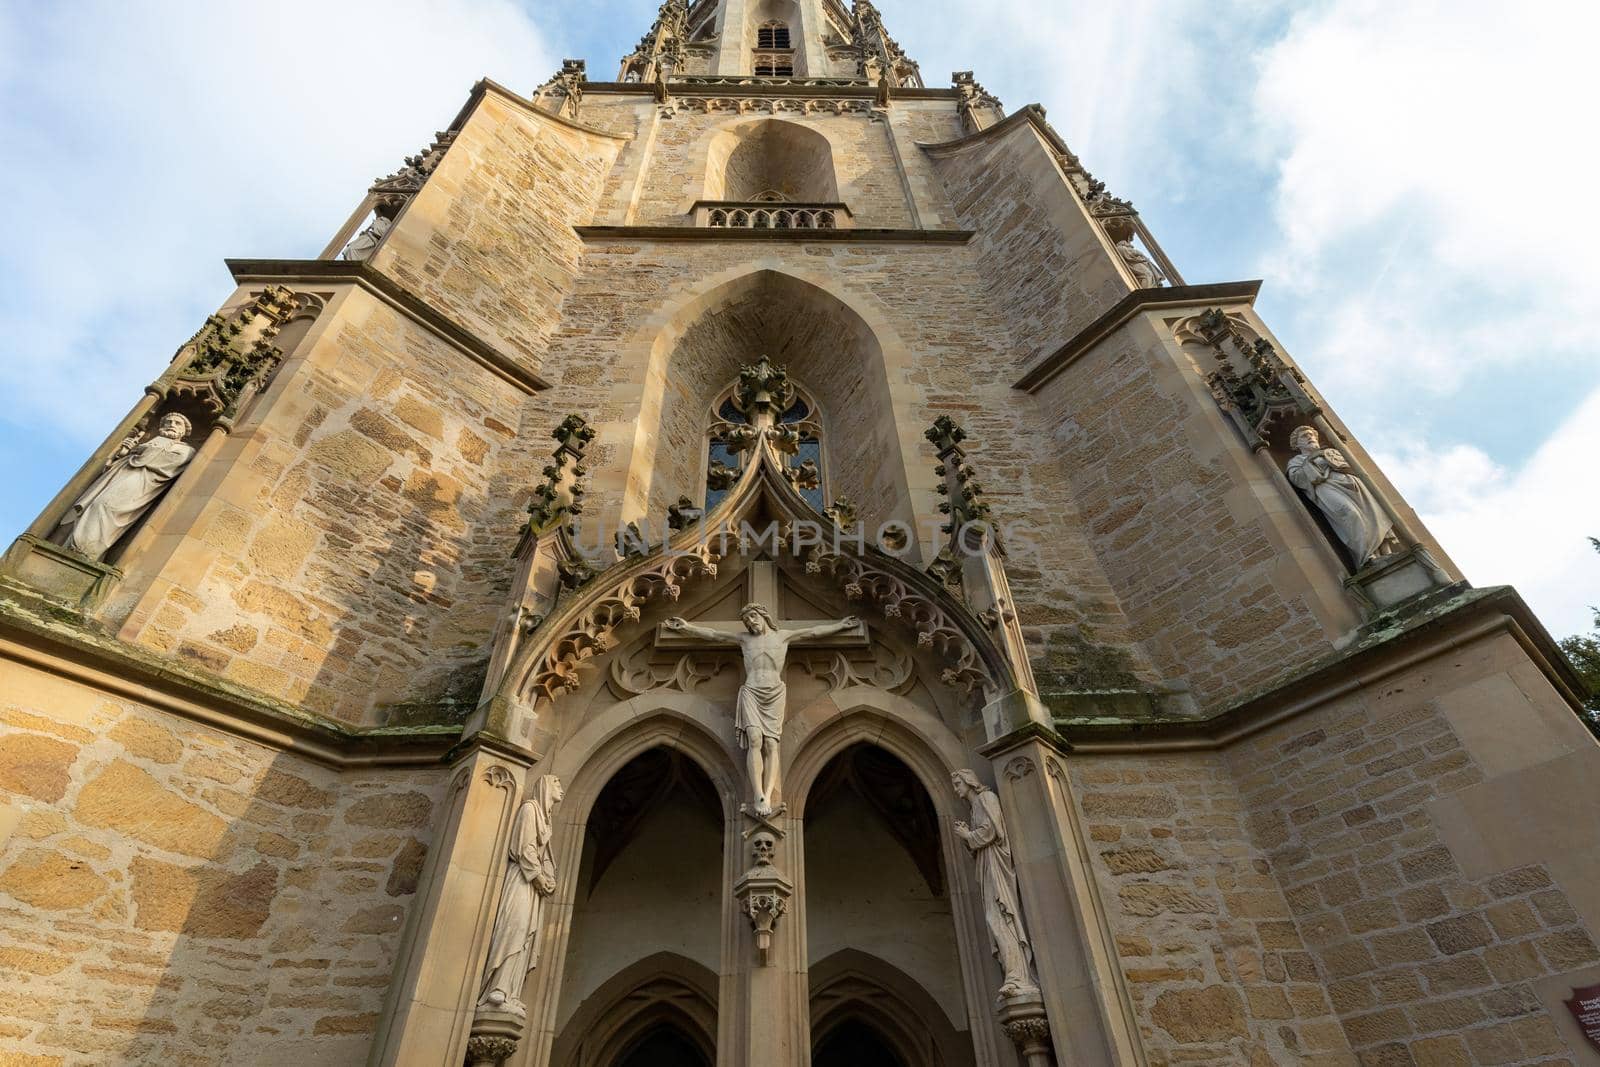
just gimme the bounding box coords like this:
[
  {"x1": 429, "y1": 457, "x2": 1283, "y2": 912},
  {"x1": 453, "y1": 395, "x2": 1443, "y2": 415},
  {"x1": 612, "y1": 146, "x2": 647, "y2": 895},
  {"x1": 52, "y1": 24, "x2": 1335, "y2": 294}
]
[
  {"x1": 370, "y1": 749, "x2": 528, "y2": 1067},
  {"x1": 986, "y1": 732, "x2": 1147, "y2": 1067},
  {"x1": 713, "y1": 0, "x2": 751, "y2": 75},
  {"x1": 724, "y1": 809, "x2": 809, "y2": 1066}
]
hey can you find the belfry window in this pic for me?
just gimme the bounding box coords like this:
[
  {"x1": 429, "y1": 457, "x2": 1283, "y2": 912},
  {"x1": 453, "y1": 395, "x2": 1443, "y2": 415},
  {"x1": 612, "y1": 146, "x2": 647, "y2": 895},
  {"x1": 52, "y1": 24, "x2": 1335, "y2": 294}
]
[
  {"x1": 754, "y1": 20, "x2": 794, "y2": 77},
  {"x1": 705, "y1": 372, "x2": 825, "y2": 513},
  {"x1": 758, "y1": 21, "x2": 791, "y2": 49}
]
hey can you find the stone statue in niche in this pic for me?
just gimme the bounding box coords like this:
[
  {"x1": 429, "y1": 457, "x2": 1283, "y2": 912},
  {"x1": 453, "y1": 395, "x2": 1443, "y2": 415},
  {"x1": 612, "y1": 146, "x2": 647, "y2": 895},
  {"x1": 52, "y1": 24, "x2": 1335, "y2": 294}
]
[
  {"x1": 665, "y1": 604, "x2": 859, "y2": 816},
  {"x1": 1115, "y1": 238, "x2": 1163, "y2": 288},
  {"x1": 1285, "y1": 425, "x2": 1400, "y2": 568},
  {"x1": 952, "y1": 769, "x2": 1038, "y2": 1000},
  {"x1": 52, "y1": 412, "x2": 196, "y2": 562},
  {"x1": 477, "y1": 775, "x2": 564, "y2": 1016},
  {"x1": 341, "y1": 213, "x2": 392, "y2": 262}
]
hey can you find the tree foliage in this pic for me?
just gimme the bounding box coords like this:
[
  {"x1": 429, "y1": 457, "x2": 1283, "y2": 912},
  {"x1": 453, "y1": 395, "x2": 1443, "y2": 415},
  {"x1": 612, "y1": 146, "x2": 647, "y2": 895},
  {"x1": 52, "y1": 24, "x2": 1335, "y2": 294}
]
[{"x1": 1559, "y1": 537, "x2": 1600, "y2": 734}]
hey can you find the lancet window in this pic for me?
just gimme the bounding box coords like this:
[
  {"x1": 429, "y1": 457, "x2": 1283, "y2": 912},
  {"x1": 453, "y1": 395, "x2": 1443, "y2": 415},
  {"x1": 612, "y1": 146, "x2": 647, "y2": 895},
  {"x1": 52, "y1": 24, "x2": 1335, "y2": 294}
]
[{"x1": 705, "y1": 373, "x2": 825, "y2": 513}]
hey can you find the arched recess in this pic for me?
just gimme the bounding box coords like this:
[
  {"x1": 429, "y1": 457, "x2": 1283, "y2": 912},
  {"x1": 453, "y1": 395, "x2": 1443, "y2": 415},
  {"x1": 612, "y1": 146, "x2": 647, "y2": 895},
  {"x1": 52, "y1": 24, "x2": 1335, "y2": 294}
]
[
  {"x1": 517, "y1": 709, "x2": 742, "y2": 1067},
  {"x1": 553, "y1": 744, "x2": 727, "y2": 1041},
  {"x1": 801, "y1": 743, "x2": 969, "y2": 1047},
  {"x1": 704, "y1": 120, "x2": 839, "y2": 204},
  {"x1": 810, "y1": 949, "x2": 974, "y2": 1067},
  {"x1": 626, "y1": 269, "x2": 918, "y2": 539},
  {"x1": 787, "y1": 702, "x2": 1009, "y2": 1067},
  {"x1": 551, "y1": 952, "x2": 718, "y2": 1067}
]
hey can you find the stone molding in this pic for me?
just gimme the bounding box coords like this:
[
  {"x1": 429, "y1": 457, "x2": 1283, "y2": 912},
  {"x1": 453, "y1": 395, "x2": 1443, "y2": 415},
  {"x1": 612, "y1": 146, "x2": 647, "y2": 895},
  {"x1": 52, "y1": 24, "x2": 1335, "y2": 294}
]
[
  {"x1": 0, "y1": 582, "x2": 462, "y2": 768},
  {"x1": 574, "y1": 225, "x2": 973, "y2": 244},
  {"x1": 1055, "y1": 586, "x2": 1586, "y2": 752},
  {"x1": 468, "y1": 77, "x2": 631, "y2": 142},
  {"x1": 225, "y1": 259, "x2": 552, "y2": 395},
  {"x1": 1012, "y1": 280, "x2": 1264, "y2": 393}
]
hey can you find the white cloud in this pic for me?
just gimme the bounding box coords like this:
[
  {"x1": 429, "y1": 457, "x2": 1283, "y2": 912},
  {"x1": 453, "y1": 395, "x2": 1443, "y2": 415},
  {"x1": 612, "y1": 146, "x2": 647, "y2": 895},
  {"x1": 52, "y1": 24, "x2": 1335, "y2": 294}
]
[
  {"x1": 1374, "y1": 384, "x2": 1600, "y2": 637},
  {"x1": 1252, "y1": 0, "x2": 1600, "y2": 396},
  {"x1": 0, "y1": 0, "x2": 553, "y2": 442}
]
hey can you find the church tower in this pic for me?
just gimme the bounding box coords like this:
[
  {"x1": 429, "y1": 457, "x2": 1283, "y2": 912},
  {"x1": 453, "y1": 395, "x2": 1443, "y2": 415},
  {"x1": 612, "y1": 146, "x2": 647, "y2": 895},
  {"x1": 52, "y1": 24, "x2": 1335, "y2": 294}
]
[{"x1": 2, "y1": 2, "x2": 1597, "y2": 1065}]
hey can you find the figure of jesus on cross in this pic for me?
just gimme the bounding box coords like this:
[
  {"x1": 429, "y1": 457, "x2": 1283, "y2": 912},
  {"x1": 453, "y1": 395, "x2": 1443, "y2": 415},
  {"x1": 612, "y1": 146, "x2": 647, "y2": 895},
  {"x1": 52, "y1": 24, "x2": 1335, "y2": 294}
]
[{"x1": 665, "y1": 603, "x2": 860, "y2": 815}]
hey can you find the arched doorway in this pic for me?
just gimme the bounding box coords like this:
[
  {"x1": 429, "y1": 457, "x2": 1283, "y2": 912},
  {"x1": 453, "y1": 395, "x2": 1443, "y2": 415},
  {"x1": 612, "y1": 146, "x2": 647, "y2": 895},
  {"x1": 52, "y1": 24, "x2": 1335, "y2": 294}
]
[
  {"x1": 552, "y1": 749, "x2": 725, "y2": 1066},
  {"x1": 803, "y1": 744, "x2": 974, "y2": 1066}
]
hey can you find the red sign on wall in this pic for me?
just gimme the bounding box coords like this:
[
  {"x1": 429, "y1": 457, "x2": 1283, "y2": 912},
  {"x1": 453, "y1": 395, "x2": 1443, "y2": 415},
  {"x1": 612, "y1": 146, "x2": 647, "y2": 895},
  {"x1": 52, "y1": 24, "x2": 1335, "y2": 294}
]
[{"x1": 1566, "y1": 984, "x2": 1600, "y2": 1053}]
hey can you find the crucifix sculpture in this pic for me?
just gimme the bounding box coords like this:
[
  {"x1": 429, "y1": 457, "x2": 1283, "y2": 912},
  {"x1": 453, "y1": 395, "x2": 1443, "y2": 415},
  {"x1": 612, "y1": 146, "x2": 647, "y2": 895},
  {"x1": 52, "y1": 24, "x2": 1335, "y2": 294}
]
[{"x1": 661, "y1": 562, "x2": 864, "y2": 816}]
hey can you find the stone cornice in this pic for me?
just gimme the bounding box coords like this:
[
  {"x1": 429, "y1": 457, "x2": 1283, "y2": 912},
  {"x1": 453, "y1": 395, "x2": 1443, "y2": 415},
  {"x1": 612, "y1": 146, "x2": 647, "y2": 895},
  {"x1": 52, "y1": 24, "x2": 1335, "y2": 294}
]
[
  {"x1": 917, "y1": 103, "x2": 1060, "y2": 157},
  {"x1": 583, "y1": 80, "x2": 958, "y2": 102},
  {"x1": 1012, "y1": 281, "x2": 1263, "y2": 394},
  {"x1": 466, "y1": 78, "x2": 631, "y2": 141},
  {"x1": 574, "y1": 225, "x2": 973, "y2": 244},
  {"x1": 0, "y1": 582, "x2": 465, "y2": 769},
  {"x1": 1056, "y1": 586, "x2": 1589, "y2": 753},
  {"x1": 226, "y1": 259, "x2": 551, "y2": 395}
]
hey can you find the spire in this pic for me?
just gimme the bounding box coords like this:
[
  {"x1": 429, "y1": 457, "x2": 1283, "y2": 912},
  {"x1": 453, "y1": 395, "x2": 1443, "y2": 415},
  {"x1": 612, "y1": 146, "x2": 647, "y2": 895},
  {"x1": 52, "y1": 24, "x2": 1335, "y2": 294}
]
[
  {"x1": 850, "y1": 0, "x2": 922, "y2": 87},
  {"x1": 617, "y1": 0, "x2": 922, "y2": 85},
  {"x1": 618, "y1": 0, "x2": 690, "y2": 83}
]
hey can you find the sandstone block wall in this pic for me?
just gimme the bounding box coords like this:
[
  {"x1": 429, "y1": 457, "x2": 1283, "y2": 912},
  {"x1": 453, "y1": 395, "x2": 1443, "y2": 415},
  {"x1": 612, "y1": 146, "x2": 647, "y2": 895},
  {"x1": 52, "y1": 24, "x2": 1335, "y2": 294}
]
[
  {"x1": 116, "y1": 289, "x2": 535, "y2": 725},
  {"x1": 1071, "y1": 751, "x2": 1356, "y2": 1065},
  {"x1": 1036, "y1": 325, "x2": 1332, "y2": 710},
  {"x1": 928, "y1": 119, "x2": 1128, "y2": 377},
  {"x1": 0, "y1": 661, "x2": 446, "y2": 1065},
  {"x1": 376, "y1": 91, "x2": 623, "y2": 378},
  {"x1": 1229, "y1": 630, "x2": 1600, "y2": 1065}
]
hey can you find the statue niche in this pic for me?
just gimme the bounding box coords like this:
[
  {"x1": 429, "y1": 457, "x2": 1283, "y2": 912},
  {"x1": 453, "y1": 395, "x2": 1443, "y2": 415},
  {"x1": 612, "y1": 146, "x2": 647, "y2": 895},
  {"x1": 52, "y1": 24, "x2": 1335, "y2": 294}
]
[{"x1": 51, "y1": 411, "x2": 196, "y2": 563}]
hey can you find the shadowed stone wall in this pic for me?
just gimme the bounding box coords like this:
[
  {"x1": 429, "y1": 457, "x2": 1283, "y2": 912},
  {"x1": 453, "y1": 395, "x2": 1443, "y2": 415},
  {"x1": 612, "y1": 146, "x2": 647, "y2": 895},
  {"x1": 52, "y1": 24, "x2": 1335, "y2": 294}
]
[
  {"x1": 1226, "y1": 631, "x2": 1600, "y2": 1065},
  {"x1": 1070, "y1": 750, "x2": 1355, "y2": 1064},
  {"x1": 377, "y1": 92, "x2": 624, "y2": 378}
]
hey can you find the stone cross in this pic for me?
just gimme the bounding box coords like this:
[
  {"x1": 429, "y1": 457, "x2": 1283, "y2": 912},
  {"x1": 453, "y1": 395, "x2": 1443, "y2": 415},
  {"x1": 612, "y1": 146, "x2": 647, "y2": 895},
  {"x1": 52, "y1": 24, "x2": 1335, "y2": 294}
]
[{"x1": 653, "y1": 562, "x2": 867, "y2": 654}]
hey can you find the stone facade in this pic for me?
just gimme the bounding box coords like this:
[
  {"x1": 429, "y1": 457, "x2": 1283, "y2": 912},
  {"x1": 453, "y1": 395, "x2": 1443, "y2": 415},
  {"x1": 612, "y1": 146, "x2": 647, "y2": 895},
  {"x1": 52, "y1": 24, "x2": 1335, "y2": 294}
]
[
  {"x1": 2, "y1": 2, "x2": 1596, "y2": 1066},
  {"x1": 0, "y1": 657, "x2": 446, "y2": 1065}
]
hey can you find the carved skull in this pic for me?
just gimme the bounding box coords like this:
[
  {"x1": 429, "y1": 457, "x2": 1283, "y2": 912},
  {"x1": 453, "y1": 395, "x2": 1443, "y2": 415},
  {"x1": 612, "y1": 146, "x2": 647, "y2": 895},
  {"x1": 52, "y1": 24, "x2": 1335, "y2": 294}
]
[{"x1": 750, "y1": 831, "x2": 777, "y2": 867}]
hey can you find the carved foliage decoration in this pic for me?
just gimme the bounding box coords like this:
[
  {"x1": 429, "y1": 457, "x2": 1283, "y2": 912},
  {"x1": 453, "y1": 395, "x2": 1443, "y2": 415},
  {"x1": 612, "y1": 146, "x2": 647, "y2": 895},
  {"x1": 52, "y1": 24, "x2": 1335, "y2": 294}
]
[
  {"x1": 522, "y1": 541, "x2": 721, "y2": 705},
  {"x1": 1177, "y1": 309, "x2": 1318, "y2": 452},
  {"x1": 512, "y1": 412, "x2": 1010, "y2": 712},
  {"x1": 803, "y1": 542, "x2": 987, "y2": 694},
  {"x1": 369, "y1": 130, "x2": 457, "y2": 206},
  {"x1": 528, "y1": 415, "x2": 595, "y2": 536},
  {"x1": 163, "y1": 285, "x2": 302, "y2": 419}
]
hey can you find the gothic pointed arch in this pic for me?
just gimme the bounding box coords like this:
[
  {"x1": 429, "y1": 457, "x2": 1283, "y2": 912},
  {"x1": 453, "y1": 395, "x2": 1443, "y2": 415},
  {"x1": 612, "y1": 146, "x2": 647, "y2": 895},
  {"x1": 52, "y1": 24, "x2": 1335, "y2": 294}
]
[
  {"x1": 618, "y1": 267, "x2": 923, "y2": 544},
  {"x1": 704, "y1": 119, "x2": 839, "y2": 204},
  {"x1": 550, "y1": 952, "x2": 718, "y2": 1067},
  {"x1": 500, "y1": 444, "x2": 1019, "y2": 719},
  {"x1": 810, "y1": 950, "x2": 974, "y2": 1067}
]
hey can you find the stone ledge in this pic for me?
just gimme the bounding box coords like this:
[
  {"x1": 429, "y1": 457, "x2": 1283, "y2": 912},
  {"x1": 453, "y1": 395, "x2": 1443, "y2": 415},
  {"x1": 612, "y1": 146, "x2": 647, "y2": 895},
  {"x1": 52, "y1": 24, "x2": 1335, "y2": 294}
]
[
  {"x1": 1055, "y1": 586, "x2": 1588, "y2": 752},
  {"x1": 1013, "y1": 280, "x2": 1264, "y2": 393},
  {"x1": 574, "y1": 225, "x2": 974, "y2": 244},
  {"x1": 225, "y1": 259, "x2": 551, "y2": 396},
  {"x1": 0, "y1": 580, "x2": 460, "y2": 768}
]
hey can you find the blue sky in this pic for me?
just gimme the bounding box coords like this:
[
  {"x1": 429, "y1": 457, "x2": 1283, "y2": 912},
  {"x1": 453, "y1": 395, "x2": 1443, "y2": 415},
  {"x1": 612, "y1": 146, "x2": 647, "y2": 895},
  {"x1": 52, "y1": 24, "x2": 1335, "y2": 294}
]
[{"x1": 1, "y1": 0, "x2": 1596, "y2": 636}]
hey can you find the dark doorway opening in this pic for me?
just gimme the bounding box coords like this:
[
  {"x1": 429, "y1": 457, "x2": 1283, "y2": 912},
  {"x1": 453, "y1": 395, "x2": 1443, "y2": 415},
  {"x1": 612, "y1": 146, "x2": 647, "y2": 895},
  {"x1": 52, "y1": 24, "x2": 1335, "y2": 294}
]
[
  {"x1": 814, "y1": 1018, "x2": 910, "y2": 1067},
  {"x1": 614, "y1": 1024, "x2": 712, "y2": 1067}
]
